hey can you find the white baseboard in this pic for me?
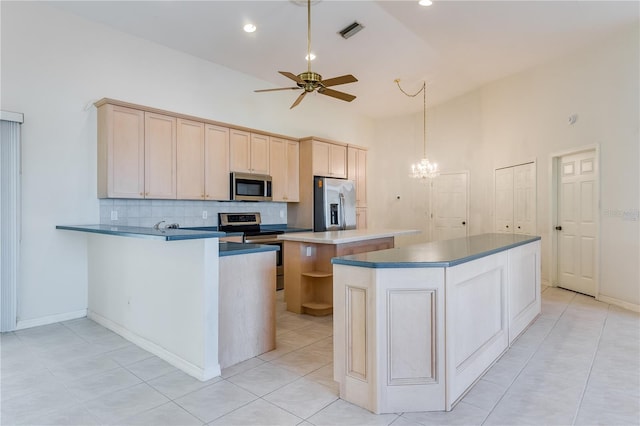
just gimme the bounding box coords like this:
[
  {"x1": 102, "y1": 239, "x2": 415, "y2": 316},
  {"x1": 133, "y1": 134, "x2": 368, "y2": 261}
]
[
  {"x1": 88, "y1": 310, "x2": 221, "y2": 381},
  {"x1": 597, "y1": 294, "x2": 640, "y2": 313},
  {"x1": 15, "y1": 309, "x2": 87, "y2": 330}
]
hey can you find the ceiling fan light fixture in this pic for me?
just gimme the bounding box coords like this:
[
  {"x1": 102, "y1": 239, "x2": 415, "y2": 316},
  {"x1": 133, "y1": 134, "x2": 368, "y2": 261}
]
[
  {"x1": 243, "y1": 23, "x2": 256, "y2": 33},
  {"x1": 339, "y1": 21, "x2": 364, "y2": 39},
  {"x1": 305, "y1": 53, "x2": 316, "y2": 61},
  {"x1": 254, "y1": 0, "x2": 357, "y2": 108}
]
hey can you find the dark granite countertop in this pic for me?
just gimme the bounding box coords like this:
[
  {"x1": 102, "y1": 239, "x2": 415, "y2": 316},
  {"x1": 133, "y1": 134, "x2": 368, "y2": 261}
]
[
  {"x1": 56, "y1": 225, "x2": 225, "y2": 241},
  {"x1": 331, "y1": 233, "x2": 541, "y2": 268},
  {"x1": 218, "y1": 242, "x2": 280, "y2": 257}
]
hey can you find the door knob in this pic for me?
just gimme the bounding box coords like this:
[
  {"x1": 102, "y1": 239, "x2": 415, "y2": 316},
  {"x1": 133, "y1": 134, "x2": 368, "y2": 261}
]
[
  {"x1": 555, "y1": 226, "x2": 562, "y2": 231},
  {"x1": 462, "y1": 221, "x2": 466, "y2": 225}
]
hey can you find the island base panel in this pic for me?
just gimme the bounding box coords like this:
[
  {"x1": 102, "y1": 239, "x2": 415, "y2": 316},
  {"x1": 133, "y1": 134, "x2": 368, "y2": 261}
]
[{"x1": 219, "y1": 251, "x2": 277, "y2": 369}]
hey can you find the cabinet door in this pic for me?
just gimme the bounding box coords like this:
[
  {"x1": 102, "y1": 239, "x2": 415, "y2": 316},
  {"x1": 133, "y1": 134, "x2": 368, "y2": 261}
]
[
  {"x1": 204, "y1": 124, "x2": 230, "y2": 200},
  {"x1": 312, "y1": 141, "x2": 330, "y2": 176},
  {"x1": 270, "y1": 137, "x2": 299, "y2": 202},
  {"x1": 356, "y1": 207, "x2": 367, "y2": 229},
  {"x1": 348, "y1": 147, "x2": 367, "y2": 207},
  {"x1": 286, "y1": 140, "x2": 300, "y2": 202},
  {"x1": 494, "y1": 167, "x2": 514, "y2": 233},
  {"x1": 144, "y1": 112, "x2": 176, "y2": 199},
  {"x1": 270, "y1": 137, "x2": 287, "y2": 201},
  {"x1": 176, "y1": 119, "x2": 205, "y2": 200},
  {"x1": 329, "y1": 144, "x2": 347, "y2": 178},
  {"x1": 229, "y1": 129, "x2": 251, "y2": 173},
  {"x1": 250, "y1": 133, "x2": 270, "y2": 174},
  {"x1": 99, "y1": 104, "x2": 145, "y2": 198},
  {"x1": 513, "y1": 163, "x2": 536, "y2": 235}
]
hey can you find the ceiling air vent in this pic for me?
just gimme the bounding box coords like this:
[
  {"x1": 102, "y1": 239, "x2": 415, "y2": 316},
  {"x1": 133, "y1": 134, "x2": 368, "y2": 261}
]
[{"x1": 339, "y1": 22, "x2": 364, "y2": 39}]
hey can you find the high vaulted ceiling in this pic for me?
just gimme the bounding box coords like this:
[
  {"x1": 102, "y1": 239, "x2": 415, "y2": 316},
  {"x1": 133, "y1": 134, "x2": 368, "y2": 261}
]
[{"x1": 52, "y1": 1, "x2": 638, "y2": 118}]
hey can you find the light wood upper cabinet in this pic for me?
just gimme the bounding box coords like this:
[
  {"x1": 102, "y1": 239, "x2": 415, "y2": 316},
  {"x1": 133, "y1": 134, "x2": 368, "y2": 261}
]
[
  {"x1": 204, "y1": 124, "x2": 230, "y2": 200},
  {"x1": 177, "y1": 120, "x2": 230, "y2": 200},
  {"x1": 176, "y1": 119, "x2": 205, "y2": 200},
  {"x1": 250, "y1": 133, "x2": 270, "y2": 175},
  {"x1": 98, "y1": 104, "x2": 145, "y2": 198},
  {"x1": 230, "y1": 129, "x2": 270, "y2": 175},
  {"x1": 270, "y1": 137, "x2": 299, "y2": 202},
  {"x1": 348, "y1": 147, "x2": 367, "y2": 207},
  {"x1": 144, "y1": 112, "x2": 177, "y2": 199},
  {"x1": 312, "y1": 140, "x2": 347, "y2": 178}
]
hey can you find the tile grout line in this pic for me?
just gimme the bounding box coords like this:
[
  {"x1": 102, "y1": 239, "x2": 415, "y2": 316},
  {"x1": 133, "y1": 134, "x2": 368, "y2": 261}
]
[
  {"x1": 570, "y1": 301, "x2": 610, "y2": 426},
  {"x1": 479, "y1": 290, "x2": 576, "y2": 425}
]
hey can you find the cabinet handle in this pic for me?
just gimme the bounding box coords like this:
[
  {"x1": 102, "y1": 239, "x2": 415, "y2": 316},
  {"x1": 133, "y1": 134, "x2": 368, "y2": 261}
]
[
  {"x1": 206, "y1": 194, "x2": 209, "y2": 198},
  {"x1": 555, "y1": 226, "x2": 562, "y2": 231},
  {"x1": 139, "y1": 192, "x2": 144, "y2": 196}
]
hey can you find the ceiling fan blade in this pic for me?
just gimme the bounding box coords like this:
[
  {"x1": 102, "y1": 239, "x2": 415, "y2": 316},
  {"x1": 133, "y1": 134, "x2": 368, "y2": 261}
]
[
  {"x1": 279, "y1": 71, "x2": 304, "y2": 84},
  {"x1": 318, "y1": 87, "x2": 356, "y2": 102},
  {"x1": 290, "y1": 91, "x2": 307, "y2": 109},
  {"x1": 254, "y1": 87, "x2": 301, "y2": 93},
  {"x1": 321, "y1": 74, "x2": 358, "y2": 88}
]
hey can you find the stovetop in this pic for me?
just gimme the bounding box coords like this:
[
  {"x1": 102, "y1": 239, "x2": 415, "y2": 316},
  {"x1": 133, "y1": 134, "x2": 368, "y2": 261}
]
[{"x1": 217, "y1": 212, "x2": 284, "y2": 236}]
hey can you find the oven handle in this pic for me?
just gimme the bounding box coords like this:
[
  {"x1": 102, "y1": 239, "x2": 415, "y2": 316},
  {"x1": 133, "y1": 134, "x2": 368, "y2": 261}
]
[{"x1": 243, "y1": 238, "x2": 282, "y2": 245}]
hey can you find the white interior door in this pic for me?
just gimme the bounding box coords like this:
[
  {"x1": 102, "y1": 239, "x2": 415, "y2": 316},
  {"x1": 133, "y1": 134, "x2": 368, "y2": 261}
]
[
  {"x1": 494, "y1": 168, "x2": 514, "y2": 234},
  {"x1": 513, "y1": 163, "x2": 536, "y2": 235},
  {"x1": 432, "y1": 172, "x2": 468, "y2": 241},
  {"x1": 557, "y1": 150, "x2": 598, "y2": 296}
]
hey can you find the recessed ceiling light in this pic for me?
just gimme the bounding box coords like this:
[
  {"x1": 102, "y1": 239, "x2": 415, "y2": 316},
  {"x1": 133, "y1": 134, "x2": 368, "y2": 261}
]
[
  {"x1": 419, "y1": 0, "x2": 433, "y2": 6},
  {"x1": 305, "y1": 53, "x2": 316, "y2": 61},
  {"x1": 243, "y1": 23, "x2": 256, "y2": 33}
]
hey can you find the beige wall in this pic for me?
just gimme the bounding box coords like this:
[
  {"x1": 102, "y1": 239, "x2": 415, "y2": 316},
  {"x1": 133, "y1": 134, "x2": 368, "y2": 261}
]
[
  {"x1": 1, "y1": 2, "x2": 373, "y2": 325},
  {"x1": 370, "y1": 22, "x2": 639, "y2": 308}
]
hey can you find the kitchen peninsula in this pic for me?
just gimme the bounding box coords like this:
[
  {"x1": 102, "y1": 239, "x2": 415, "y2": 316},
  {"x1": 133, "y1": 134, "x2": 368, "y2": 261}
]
[
  {"x1": 330, "y1": 233, "x2": 541, "y2": 414},
  {"x1": 56, "y1": 225, "x2": 278, "y2": 380},
  {"x1": 278, "y1": 229, "x2": 419, "y2": 315}
]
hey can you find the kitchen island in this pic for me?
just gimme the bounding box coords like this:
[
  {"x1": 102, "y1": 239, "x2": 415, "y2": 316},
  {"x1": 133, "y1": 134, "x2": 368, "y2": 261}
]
[
  {"x1": 57, "y1": 225, "x2": 278, "y2": 380},
  {"x1": 278, "y1": 229, "x2": 419, "y2": 315},
  {"x1": 331, "y1": 233, "x2": 541, "y2": 414}
]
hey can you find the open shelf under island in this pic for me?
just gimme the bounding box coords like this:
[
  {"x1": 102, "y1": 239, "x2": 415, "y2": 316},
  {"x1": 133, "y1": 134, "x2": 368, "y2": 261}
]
[
  {"x1": 278, "y1": 229, "x2": 420, "y2": 316},
  {"x1": 330, "y1": 233, "x2": 542, "y2": 414}
]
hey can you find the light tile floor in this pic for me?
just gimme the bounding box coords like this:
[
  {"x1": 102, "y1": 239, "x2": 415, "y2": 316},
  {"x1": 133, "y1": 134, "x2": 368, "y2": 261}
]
[{"x1": 1, "y1": 287, "x2": 639, "y2": 425}]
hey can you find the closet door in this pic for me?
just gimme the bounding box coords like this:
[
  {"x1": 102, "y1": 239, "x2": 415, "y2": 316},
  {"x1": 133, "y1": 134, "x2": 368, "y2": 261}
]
[
  {"x1": 513, "y1": 163, "x2": 536, "y2": 235},
  {"x1": 494, "y1": 168, "x2": 514, "y2": 234},
  {"x1": 494, "y1": 163, "x2": 536, "y2": 235}
]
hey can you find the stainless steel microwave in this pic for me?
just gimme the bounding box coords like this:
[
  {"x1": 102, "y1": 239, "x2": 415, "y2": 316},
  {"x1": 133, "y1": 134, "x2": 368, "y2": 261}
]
[{"x1": 230, "y1": 172, "x2": 272, "y2": 201}]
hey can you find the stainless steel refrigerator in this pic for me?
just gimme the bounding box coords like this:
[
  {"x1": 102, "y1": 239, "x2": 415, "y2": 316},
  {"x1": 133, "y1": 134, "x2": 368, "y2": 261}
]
[{"x1": 313, "y1": 176, "x2": 357, "y2": 231}]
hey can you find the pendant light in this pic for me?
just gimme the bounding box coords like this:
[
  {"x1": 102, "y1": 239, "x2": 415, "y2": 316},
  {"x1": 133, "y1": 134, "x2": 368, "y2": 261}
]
[{"x1": 395, "y1": 79, "x2": 439, "y2": 180}]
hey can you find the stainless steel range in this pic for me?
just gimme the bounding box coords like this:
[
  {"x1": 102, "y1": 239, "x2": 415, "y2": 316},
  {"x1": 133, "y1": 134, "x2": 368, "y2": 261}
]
[{"x1": 218, "y1": 212, "x2": 284, "y2": 290}]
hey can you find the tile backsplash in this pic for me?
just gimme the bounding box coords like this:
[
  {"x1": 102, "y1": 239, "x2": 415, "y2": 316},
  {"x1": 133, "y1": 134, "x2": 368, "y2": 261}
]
[{"x1": 99, "y1": 199, "x2": 287, "y2": 228}]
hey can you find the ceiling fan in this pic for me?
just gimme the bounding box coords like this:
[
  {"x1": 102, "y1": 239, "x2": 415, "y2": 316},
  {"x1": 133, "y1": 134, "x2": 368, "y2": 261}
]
[{"x1": 254, "y1": 0, "x2": 358, "y2": 109}]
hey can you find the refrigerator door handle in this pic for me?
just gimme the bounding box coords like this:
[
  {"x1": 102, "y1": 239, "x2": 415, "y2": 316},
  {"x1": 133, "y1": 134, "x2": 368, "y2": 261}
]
[{"x1": 339, "y1": 192, "x2": 346, "y2": 230}]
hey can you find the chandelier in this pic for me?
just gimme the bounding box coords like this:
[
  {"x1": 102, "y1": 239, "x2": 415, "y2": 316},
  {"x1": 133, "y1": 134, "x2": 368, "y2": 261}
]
[{"x1": 395, "y1": 79, "x2": 439, "y2": 180}]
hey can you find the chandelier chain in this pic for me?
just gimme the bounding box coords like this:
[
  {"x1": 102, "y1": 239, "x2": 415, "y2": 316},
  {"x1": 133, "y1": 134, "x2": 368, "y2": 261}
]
[
  {"x1": 395, "y1": 79, "x2": 427, "y2": 158},
  {"x1": 395, "y1": 79, "x2": 438, "y2": 180}
]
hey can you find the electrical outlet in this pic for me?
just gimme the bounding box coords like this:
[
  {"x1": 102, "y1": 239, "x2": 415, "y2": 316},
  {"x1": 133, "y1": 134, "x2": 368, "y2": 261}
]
[
  {"x1": 202, "y1": 211, "x2": 208, "y2": 219},
  {"x1": 111, "y1": 210, "x2": 118, "y2": 221},
  {"x1": 280, "y1": 210, "x2": 285, "y2": 219},
  {"x1": 306, "y1": 246, "x2": 312, "y2": 257}
]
